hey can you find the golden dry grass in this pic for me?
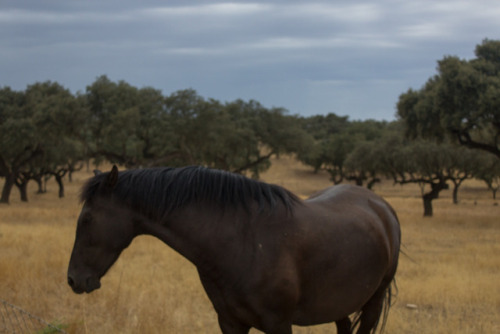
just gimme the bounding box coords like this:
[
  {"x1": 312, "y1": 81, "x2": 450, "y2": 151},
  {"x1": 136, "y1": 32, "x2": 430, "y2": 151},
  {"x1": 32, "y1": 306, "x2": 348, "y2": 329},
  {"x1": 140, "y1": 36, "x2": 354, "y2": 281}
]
[{"x1": 1, "y1": 156, "x2": 499, "y2": 333}]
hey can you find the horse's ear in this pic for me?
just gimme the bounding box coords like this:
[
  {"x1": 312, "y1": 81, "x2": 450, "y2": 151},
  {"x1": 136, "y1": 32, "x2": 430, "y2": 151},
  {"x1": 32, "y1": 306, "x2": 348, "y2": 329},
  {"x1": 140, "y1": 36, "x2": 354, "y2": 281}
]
[
  {"x1": 93, "y1": 169, "x2": 102, "y2": 176},
  {"x1": 103, "y1": 165, "x2": 119, "y2": 190}
]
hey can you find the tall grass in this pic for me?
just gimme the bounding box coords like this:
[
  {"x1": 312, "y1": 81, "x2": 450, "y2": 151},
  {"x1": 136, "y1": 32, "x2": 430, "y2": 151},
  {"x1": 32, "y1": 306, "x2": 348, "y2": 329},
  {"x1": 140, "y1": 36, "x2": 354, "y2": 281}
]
[{"x1": 1, "y1": 157, "x2": 499, "y2": 333}]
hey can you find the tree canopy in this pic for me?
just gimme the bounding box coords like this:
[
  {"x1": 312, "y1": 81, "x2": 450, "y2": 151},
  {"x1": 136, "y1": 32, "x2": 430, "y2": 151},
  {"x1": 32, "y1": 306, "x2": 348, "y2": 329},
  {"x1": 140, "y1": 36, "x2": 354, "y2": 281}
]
[
  {"x1": 0, "y1": 76, "x2": 313, "y2": 202},
  {"x1": 397, "y1": 39, "x2": 500, "y2": 158}
]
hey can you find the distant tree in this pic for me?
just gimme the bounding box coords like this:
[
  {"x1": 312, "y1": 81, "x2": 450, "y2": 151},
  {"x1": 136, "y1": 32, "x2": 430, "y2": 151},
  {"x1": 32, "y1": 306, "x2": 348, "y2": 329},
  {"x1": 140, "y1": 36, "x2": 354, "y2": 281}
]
[
  {"x1": 244, "y1": 104, "x2": 312, "y2": 166},
  {"x1": 321, "y1": 132, "x2": 358, "y2": 184},
  {"x1": 444, "y1": 146, "x2": 483, "y2": 204},
  {"x1": 134, "y1": 87, "x2": 172, "y2": 165},
  {"x1": 344, "y1": 140, "x2": 381, "y2": 189},
  {"x1": 379, "y1": 137, "x2": 451, "y2": 217},
  {"x1": 342, "y1": 120, "x2": 388, "y2": 187},
  {"x1": 166, "y1": 95, "x2": 312, "y2": 177},
  {"x1": 379, "y1": 134, "x2": 488, "y2": 215},
  {"x1": 0, "y1": 82, "x2": 87, "y2": 202},
  {"x1": 475, "y1": 154, "x2": 500, "y2": 199},
  {"x1": 0, "y1": 87, "x2": 42, "y2": 203},
  {"x1": 297, "y1": 114, "x2": 350, "y2": 173},
  {"x1": 300, "y1": 113, "x2": 350, "y2": 140},
  {"x1": 25, "y1": 81, "x2": 85, "y2": 198},
  {"x1": 83, "y1": 79, "x2": 312, "y2": 177},
  {"x1": 397, "y1": 39, "x2": 500, "y2": 158},
  {"x1": 85, "y1": 75, "x2": 147, "y2": 167},
  {"x1": 297, "y1": 115, "x2": 387, "y2": 185},
  {"x1": 163, "y1": 91, "x2": 237, "y2": 168}
]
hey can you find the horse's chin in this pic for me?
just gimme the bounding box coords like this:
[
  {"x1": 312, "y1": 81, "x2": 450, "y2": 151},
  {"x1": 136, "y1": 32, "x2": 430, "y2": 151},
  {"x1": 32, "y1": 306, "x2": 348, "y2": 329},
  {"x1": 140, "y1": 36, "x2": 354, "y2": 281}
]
[
  {"x1": 85, "y1": 277, "x2": 102, "y2": 293},
  {"x1": 71, "y1": 286, "x2": 86, "y2": 294},
  {"x1": 70, "y1": 278, "x2": 101, "y2": 294}
]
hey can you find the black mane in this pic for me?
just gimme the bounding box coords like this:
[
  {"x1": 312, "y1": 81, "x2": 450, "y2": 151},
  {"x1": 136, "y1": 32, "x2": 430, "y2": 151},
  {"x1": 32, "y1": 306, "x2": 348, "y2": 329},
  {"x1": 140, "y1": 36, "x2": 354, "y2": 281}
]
[{"x1": 81, "y1": 166, "x2": 300, "y2": 220}]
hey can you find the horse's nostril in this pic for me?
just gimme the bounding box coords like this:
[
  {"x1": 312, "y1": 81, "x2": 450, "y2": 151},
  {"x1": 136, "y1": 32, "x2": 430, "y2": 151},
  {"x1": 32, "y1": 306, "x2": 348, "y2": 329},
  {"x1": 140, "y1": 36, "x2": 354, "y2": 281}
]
[{"x1": 68, "y1": 276, "x2": 75, "y2": 287}]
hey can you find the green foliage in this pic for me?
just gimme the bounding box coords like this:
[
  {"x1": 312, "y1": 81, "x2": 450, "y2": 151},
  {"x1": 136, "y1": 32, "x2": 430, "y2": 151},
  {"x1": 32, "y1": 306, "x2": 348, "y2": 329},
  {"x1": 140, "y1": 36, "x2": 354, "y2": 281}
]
[
  {"x1": 474, "y1": 154, "x2": 500, "y2": 199},
  {"x1": 297, "y1": 115, "x2": 389, "y2": 184},
  {"x1": 344, "y1": 140, "x2": 382, "y2": 188},
  {"x1": 1, "y1": 76, "x2": 317, "y2": 203},
  {"x1": 397, "y1": 39, "x2": 500, "y2": 158},
  {"x1": 36, "y1": 321, "x2": 68, "y2": 334}
]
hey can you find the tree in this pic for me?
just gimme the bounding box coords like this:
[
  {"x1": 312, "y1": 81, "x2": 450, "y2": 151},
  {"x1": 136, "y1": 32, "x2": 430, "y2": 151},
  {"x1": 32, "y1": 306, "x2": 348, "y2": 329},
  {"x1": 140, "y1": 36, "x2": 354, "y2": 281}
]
[
  {"x1": 85, "y1": 76, "x2": 147, "y2": 167},
  {"x1": 83, "y1": 79, "x2": 312, "y2": 177},
  {"x1": 163, "y1": 89, "x2": 233, "y2": 168},
  {"x1": 379, "y1": 138, "x2": 451, "y2": 217},
  {"x1": 0, "y1": 87, "x2": 42, "y2": 203},
  {"x1": 398, "y1": 39, "x2": 500, "y2": 157},
  {"x1": 475, "y1": 153, "x2": 500, "y2": 199},
  {"x1": 0, "y1": 82, "x2": 87, "y2": 202},
  {"x1": 344, "y1": 140, "x2": 381, "y2": 189},
  {"x1": 397, "y1": 39, "x2": 500, "y2": 158},
  {"x1": 444, "y1": 146, "x2": 483, "y2": 204},
  {"x1": 134, "y1": 87, "x2": 173, "y2": 165},
  {"x1": 168, "y1": 96, "x2": 312, "y2": 177},
  {"x1": 25, "y1": 81, "x2": 85, "y2": 198},
  {"x1": 321, "y1": 132, "x2": 358, "y2": 184},
  {"x1": 341, "y1": 120, "x2": 387, "y2": 187},
  {"x1": 297, "y1": 115, "x2": 387, "y2": 185},
  {"x1": 297, "y1": 114, "x2": 350, "y2": 173}
]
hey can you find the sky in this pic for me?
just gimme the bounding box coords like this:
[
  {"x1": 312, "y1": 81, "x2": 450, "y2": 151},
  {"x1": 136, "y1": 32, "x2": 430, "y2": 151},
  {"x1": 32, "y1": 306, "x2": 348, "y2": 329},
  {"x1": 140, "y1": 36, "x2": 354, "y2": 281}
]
[{"x1": 1, "y1": 1, "x2": 499, "y2": 120}]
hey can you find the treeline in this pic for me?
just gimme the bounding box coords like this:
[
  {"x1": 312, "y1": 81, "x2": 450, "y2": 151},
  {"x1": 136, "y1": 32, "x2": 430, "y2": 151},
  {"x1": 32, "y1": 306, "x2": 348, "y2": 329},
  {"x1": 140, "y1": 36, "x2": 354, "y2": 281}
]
[
  {"x1": 1, "y1": 39, "x2": 499, "y2": 216},
  {"x1": 299, "y1": 115, "x2": 499, "y2": 215},
  {"x1": 0, "y1": 75, "x2": 311, "y2": 203}
]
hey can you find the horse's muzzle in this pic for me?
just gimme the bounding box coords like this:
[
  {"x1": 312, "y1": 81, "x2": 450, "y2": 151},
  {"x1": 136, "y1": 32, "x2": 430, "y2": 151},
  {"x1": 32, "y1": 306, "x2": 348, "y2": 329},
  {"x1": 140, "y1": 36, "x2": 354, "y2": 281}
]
[{"x1": 67, "y1": 275, "x2": 101, "y2": 294}]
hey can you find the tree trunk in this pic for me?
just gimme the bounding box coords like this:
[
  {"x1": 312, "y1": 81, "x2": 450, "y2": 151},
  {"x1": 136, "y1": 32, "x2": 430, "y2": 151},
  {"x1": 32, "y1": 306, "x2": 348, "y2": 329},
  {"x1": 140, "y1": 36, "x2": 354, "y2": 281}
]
[
  {"x1": 422, "y1": 181, "x2": 449, "y2": 217},
  {"x1": 452, "y1": 184, "x2": 459, "y2": 204},
  {"x1": 422, "y1": 195, "x2": 434, "y2": 217},
  {"x1": 326, "y1": 168, "x2": 344, "y2": 185},
  {"x1": 367, "y1": 177, "x2": 381, "y2": 190},
  {"x1": 450, "y1": 178, "x2": 466, "y2": 204},
  {"x1": 34, "y1": 175, "x2": 46, "y2": 194},
  {"x1": 55, "y1": 174, "x2": 65, "y2": 198},
  {"x1": 14, "y1": 173, "x2": 31, "y2": 202},
  {"x1": 1, "y1": 174, "x2": 14, "y2": 204},
  {"x1": 16, "y1": 182, "x2": 28, "y2": 202}
]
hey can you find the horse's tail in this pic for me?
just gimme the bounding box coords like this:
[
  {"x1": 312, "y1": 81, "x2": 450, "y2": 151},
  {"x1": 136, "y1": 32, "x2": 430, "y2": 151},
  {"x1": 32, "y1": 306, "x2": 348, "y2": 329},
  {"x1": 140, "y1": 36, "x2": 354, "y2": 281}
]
[
  {"x1": 377, "y1": 279, "x2": 397, "y2": 334},
  {"x1": 350, "y1": 278, "x2": 397, "y2": 334}
]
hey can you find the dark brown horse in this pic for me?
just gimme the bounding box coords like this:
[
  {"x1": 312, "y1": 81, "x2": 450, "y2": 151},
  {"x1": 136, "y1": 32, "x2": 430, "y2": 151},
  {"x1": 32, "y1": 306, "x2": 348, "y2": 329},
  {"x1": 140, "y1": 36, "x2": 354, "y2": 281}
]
[{"x1": 67, "y1": 166, "x2": 400, "y2": 334}]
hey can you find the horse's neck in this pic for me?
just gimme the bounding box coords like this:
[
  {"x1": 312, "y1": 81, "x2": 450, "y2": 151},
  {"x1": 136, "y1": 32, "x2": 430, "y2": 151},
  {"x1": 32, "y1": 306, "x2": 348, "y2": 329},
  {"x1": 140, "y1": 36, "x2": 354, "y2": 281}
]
[{"x1": 142, "y1": 204, "x2": 252, "y2": 272}]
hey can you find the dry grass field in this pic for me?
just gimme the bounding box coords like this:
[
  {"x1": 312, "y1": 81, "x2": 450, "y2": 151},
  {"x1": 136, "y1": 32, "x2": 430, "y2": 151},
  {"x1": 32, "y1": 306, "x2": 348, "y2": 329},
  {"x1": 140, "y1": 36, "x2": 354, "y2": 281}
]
[{"x1": 1, "y1": 156, "x2": 499, "y2": 333}]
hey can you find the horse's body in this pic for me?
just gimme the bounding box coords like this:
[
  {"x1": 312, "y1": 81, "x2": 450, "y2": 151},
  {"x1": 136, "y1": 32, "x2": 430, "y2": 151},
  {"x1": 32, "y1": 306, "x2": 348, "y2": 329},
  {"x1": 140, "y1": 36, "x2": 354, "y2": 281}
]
[{"x1": 68, "y1": 166, "x2": 400, "y2": 334}]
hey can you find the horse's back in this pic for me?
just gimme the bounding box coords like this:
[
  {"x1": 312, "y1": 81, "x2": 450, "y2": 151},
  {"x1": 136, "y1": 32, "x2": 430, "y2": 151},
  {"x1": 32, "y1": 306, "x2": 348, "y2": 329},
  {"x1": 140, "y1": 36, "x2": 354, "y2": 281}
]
[
  {"x1": 307, "y1": 183, "x2": 385, "y2": 206},
  {"x1": 306, "y1": 184, "x2": 399, "y2": 235},
  {"x1": 305, "y1": 183, "x2": 400, "y2": 261}
]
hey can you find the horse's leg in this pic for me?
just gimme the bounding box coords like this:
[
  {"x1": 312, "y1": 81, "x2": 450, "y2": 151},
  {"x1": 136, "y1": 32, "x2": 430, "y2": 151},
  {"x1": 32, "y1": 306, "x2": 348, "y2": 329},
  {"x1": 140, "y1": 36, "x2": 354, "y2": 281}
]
[
  {"x1": 356, "y1": 286, "x2": 389, "y2": 334},
  {"x1": 217, "y1": 314, "x2": 251, "y2": 334},
  {"x1": 335, "y1": 317, "x2": 352, "y2": 334}
]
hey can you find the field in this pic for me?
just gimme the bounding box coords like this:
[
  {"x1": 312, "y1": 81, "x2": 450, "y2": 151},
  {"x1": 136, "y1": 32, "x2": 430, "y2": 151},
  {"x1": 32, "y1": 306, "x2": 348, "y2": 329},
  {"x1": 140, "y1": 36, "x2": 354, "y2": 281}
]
[{"x1": 1, "y1": 156, "x2": 499, "y2": 333}]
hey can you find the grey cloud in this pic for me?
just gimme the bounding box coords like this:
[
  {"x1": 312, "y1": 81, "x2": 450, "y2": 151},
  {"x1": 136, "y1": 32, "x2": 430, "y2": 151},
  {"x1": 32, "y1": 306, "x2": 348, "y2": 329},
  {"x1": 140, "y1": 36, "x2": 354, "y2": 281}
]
[{"x1": 0, "y1": 0, "x2": 498, "y2": 119}]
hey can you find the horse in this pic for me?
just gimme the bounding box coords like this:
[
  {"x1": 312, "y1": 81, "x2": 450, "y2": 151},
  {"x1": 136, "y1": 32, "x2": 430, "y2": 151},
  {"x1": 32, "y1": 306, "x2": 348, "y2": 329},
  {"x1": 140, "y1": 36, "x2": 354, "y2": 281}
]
[{"x1": 67, "y1": 165, "x2": 400, "y2": 334}]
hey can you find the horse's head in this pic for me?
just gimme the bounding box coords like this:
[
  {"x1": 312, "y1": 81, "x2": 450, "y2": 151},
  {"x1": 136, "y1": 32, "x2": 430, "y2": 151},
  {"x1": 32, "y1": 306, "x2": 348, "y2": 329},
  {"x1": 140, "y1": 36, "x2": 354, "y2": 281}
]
[{"x1": 67, "y1": 166, "x2": 136, "y2": 294}]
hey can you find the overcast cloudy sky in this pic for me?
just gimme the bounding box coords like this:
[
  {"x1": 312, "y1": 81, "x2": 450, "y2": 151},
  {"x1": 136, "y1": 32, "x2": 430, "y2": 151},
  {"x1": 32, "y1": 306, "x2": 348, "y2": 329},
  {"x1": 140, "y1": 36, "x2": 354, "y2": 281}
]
[{"x1": 1, "y1": 1, "x2": 499, "y2": 120}]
